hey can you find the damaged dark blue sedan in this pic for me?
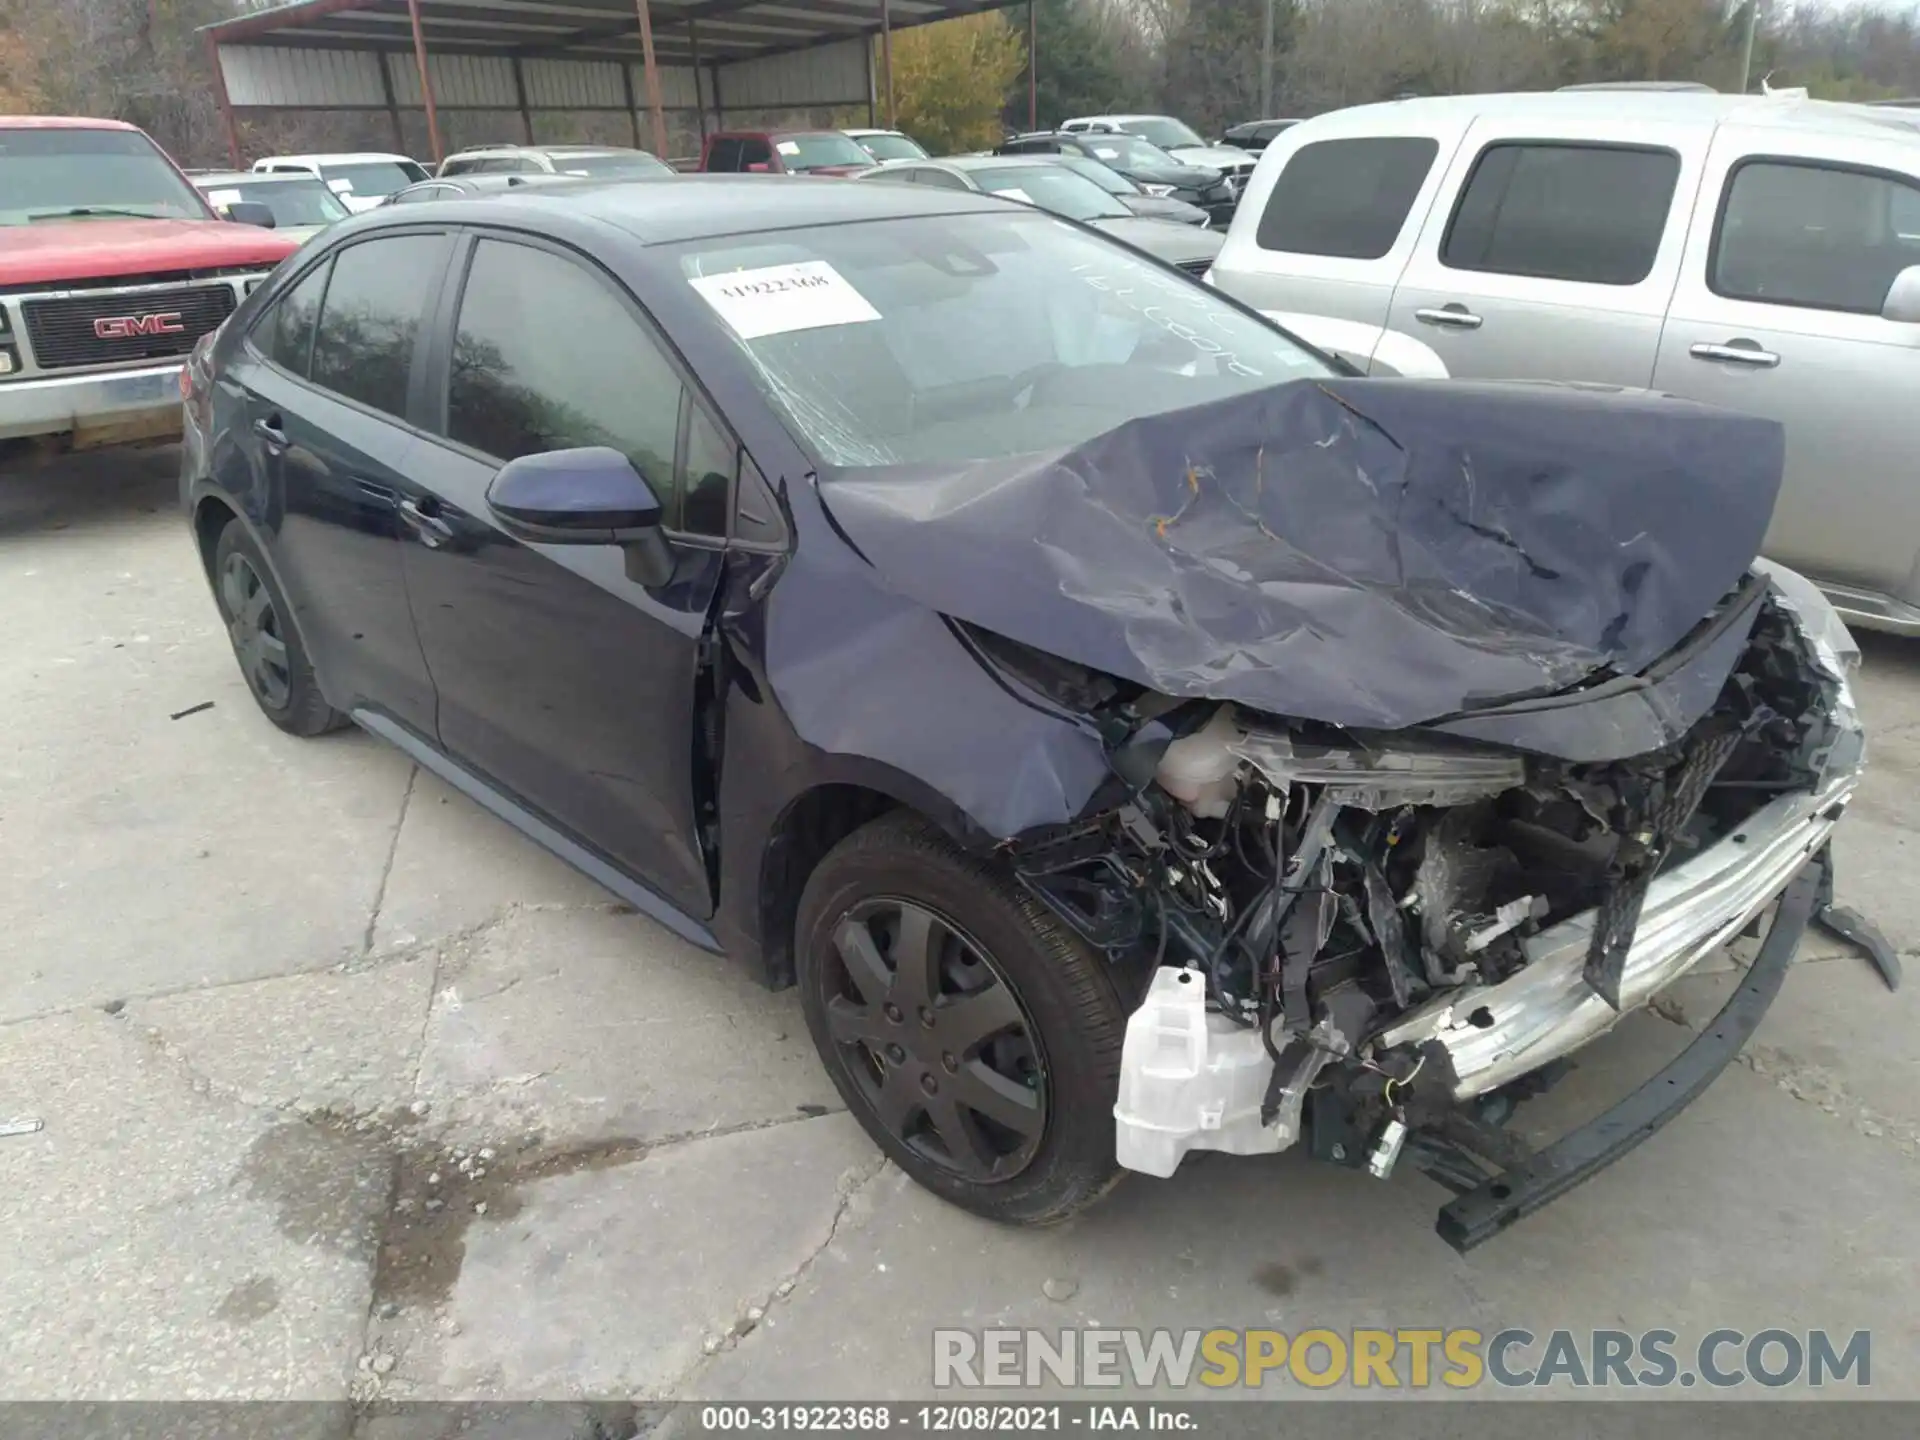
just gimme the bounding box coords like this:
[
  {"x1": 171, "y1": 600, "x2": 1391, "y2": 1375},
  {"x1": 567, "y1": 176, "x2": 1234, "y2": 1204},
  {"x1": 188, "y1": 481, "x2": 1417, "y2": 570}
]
[{"x1": 181, "y1": 178, "x2": 1869, "y2": 1249}]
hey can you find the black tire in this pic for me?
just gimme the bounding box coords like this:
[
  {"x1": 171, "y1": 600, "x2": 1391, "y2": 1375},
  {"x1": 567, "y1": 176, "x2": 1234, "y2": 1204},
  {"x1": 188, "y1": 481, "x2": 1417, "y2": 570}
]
[
  {"x1": 796, "y1": 811, "x2": 1127, "y2": 1225},
  {"x1": 212, "y1": 518, "x2": 346, "y2": 738}
]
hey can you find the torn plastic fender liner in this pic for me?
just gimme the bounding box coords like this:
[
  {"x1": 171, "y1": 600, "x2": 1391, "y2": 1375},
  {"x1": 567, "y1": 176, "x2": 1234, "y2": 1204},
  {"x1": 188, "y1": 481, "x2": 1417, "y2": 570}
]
[{"x1": 814, "y1": 378, "x2": 1785, "y2": 750}]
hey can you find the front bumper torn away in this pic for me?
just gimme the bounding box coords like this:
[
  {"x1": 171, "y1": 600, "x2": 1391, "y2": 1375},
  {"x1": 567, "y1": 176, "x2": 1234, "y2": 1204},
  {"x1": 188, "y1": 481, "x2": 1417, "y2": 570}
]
[{"x1": 1423, "y1": 853, "x2": 1822, "y2": 1253}]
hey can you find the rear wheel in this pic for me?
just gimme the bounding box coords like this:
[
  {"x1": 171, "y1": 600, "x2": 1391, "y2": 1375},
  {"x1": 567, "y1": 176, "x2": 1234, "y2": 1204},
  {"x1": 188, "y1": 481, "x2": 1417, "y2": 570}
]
[
  {"x1": 213, "y1": 519, "x2": 345, "y2": 738},
  {"x1": 796, "y1": 812, "x2": 1127, "y2": 1225}
]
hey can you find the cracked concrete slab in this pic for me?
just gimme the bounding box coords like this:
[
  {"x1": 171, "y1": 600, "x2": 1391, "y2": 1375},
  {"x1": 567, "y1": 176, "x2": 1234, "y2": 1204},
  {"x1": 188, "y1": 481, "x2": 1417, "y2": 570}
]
[
  {"x1": 369, "y1": 771, "x2": 612, "y2": 955},
  {"x1": 130, "y1": 956, "x2": 439, "y2": 1122},
  {"x1": 0, "y1": 1008, "x2": 389, "y2": 1398},
  {"x1": 413, "y1": 906, "x2": 841, "y2": 1146},
  {"x1": 689, "y1": 1011, "x2": 1920, "y2": 1399},
  {"x1": 377, "y1": 1115, "x2": 881, "y2": 1398}
]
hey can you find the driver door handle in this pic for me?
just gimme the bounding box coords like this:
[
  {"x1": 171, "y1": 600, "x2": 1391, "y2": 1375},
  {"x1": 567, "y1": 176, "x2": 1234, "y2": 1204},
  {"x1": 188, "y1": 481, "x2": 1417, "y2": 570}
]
[
  {"x1": 397, "y1": 496, "x2": 455, "y2": 549},
  {"x1": 252, "y1": 415, "x2": 288, "y2": 452},
  {"x1": 1690, "y1": 340, "x2": 1780, "y2": 368},
  {"x1": 1414, "y1": 305, "x2": 1483, "y2": 330}
]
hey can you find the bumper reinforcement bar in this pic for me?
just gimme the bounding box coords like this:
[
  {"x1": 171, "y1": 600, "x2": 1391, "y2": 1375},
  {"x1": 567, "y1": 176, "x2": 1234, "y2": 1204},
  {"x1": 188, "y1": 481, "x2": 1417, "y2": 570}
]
[{"x1": 1425, "y1": 851, "x2": 1823, "y2": 1254}]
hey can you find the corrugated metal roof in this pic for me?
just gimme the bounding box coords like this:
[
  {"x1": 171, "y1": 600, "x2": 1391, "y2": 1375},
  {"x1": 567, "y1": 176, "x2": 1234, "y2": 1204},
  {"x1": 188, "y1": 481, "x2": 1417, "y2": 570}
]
[{"x1": 205, "y1": 0, "x2": 1002, "y2": 69}]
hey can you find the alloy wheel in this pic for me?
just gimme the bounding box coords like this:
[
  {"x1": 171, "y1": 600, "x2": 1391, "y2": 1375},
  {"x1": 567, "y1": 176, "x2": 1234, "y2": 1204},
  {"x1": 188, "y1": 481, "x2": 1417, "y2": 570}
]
[
  {"x1": 219, "y1": 551, "x2": 291, "y2": 711},
  {"x1": 821, "y1": 898, "x2": 1048, "y2": 1183}
]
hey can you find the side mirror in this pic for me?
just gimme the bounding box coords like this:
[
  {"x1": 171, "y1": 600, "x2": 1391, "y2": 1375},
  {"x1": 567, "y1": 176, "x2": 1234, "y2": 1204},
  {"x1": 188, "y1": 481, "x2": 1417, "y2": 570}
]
[
  {"x1": 485, "y1": 446, "x2": 674, "y2": 586},
  {"x1": 224, "y1": 201, "x2": 278, "y2": 229},
  {"x1": 1883, "y1": 264, "x2": 1920, "y2": 323}
]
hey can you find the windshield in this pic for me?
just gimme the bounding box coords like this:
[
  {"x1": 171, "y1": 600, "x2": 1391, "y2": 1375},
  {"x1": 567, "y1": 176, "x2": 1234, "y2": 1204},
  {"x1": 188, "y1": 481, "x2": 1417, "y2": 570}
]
[
  {"x1": 320, "y1": 161, "x2": 428, "y2": 197},
  {"x1": 855, "y1": 132, "x2": 929, "y2": 162},
  {"x1": 1055, "y1": 155, "x2": 1139, "y2": 195},
  {"x1": 204, "y1": 177, "x2": 350, "y2": 227},
  {"x1": 1079, "y1": 135, "x2": 1181, "y2": 172},
  {"x1": 0, "y1": 127, "x2": 208, "y2": 226},
  {"x1": 778, "y1": 133, "x2": 874, "y2": 171},
  {"x1": 676, "y1": 212, "x2": 1331, "y2": 468},
  {"x1": 557, "y1": 152, "x2": 673, "y2": 177},
  {"x1": 1119, "y1": 117, "x2": 1205, "y2": 150},
  {"x1": 972, "y1": 165, "x2": 1129, "y2": 221}
]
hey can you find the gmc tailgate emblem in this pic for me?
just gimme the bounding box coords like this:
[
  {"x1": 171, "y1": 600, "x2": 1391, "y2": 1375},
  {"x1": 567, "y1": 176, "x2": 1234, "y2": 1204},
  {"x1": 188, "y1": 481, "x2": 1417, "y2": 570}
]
[{"x1": 94, "y1": 312, "x2": 186, "y2": 339}]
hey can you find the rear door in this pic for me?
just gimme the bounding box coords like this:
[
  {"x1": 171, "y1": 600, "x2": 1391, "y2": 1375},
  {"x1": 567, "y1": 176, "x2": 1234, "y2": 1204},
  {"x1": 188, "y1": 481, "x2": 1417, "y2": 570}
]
[
  {"x1": 1653, "y1": 126, "x2": 1920, "y2": 609},
  {"x1": 221, "y1": 233, "x2": 452, "y2": 729},
  {"x1": 1387, "y1": 115, "x2": 1706, "y2": 385},
  {"x1": 398, "y1": 231, "x2": 733, "y2": 916},
  {"x1": 1209, "y1": 119, "x2": 1466, "y2": 329}
]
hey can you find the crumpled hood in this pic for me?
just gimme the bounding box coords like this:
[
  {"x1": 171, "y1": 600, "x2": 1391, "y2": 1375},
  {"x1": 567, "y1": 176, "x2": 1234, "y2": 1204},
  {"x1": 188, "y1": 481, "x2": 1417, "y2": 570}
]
[{"x1": 814, "y1": 377, "x2": 1785, "y2": 733}]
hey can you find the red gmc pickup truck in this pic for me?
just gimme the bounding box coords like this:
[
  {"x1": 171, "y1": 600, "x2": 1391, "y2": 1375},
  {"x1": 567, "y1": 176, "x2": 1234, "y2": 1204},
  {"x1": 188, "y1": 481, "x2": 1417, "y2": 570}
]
[{"x1": 1, "y1": 116, "x2": 299, "y2": 455}]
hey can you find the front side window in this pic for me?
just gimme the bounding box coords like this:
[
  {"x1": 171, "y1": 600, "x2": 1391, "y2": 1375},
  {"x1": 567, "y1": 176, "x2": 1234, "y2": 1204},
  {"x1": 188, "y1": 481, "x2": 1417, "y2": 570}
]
[
  {"x1": 1257, "y1": 137, "x2": 1439, "y2": 260},
  {"x1": 1712, "y1": 158, "x2": 1920, "y2": 314},
  {"x1": 446, "y1": 239, "x2": 698, "y2": 526},
  {"x1": 554, "y1": 152, "x2": 672, "y2": 178},
  {"x1": 1442, "y1": 142, "x2": 1679, "y2": 285},
  {"x1": 308, "y1": 234, "x2": 448, "y2": 419},
  {"x1": 0, "y1": 127, "x2": 209, "y2": 226},
  {"x1": 677, "y1": 211, "x2": 1333, "y2": 468}
]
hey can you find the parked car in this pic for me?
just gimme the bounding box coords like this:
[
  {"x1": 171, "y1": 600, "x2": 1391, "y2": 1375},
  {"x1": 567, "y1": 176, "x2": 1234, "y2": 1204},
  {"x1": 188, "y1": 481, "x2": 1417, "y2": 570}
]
[
  {"x1": 192, "y1": 170, "x2": 352, "y2": 242},
  {"x1": 1061, "y1": 113, "x2": 1258, "y2": 189},
  {"x1": 387, "y1": 173, "x2": 585, "y2": 204},
  {"x1": 856, "y1": 156, "x2": 1222, "y2": 275},
  {"x1": 996, "y1": 132, "x2": 1236, "y2": 226},
  {"x1": 251, "y1": 153, "x2": 430, "y2": 212},
  {"x1": 1047, "y1": 153, "x2": 1211, "y2": 226},
  {"x1": 438, "y1": 144, "x2": 672, "y2": 179},
  {"x1": 1220, "y1": 118, "x2": 1301, "y2": 152},
  {"x1": 0, "y1": 116, "x2": 296, "y2": 454},
  {"x1": 845, "y1": 128, "x2": 929, "y2": 162},
  {"x1": 699, "y1": 129, "x2": 874, "y2": 176},
  {"x1": 181, "y1": 176, "x2": 1866, "y2": 1250},
  {"x1": 1209, "y1": 90, "x2": 1920, "y2": 636}
]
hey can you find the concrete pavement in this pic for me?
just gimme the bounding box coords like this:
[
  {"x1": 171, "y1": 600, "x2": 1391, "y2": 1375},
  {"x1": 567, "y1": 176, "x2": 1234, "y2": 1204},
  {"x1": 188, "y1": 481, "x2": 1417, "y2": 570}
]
[{"x1": 3, "y1": 452, "x2": 1917, "y2": 1406}]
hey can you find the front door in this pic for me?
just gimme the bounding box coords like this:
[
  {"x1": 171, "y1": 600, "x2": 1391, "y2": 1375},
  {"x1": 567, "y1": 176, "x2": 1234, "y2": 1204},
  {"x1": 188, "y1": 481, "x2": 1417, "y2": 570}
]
[
  {"x1": 1652, "y1": 129, "x2": 1920, "y2": 609},
  {"x1": 399, "y1": 232, "x2": 728, "y2": 916},
  {"x1": 1387, "y1": 117, "x2": 1704, "y2": 387}
]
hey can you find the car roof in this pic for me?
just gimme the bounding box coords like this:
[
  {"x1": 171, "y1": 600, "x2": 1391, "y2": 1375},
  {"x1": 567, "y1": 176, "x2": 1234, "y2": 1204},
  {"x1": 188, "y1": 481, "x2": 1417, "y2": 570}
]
[
  {"x1": 941, "y1": 155, "x2": 1067, "y2": 173},
  {"x1": 377, "y1": 173, "x2": 1020, "y2": 245},
  {"x1": 1295, "y1": 90, "x2": 1920, "y2": 144},
  {"x1": 0, "y1": 115, "x2": 141, "y2": 132},
  {"x1": 257, "y1": 152, "x2": 415, "y2": 165},
  {"x1": 843, "y1": 128, "x2": 907, "y2": 138},
  {"x1": 194, "y1": 170, "x2": 317, "y2": 185}
]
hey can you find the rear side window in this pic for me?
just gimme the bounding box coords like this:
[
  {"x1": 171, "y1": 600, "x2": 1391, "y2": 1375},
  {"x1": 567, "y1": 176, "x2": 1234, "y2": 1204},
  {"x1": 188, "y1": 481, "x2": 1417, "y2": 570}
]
[
  {"x1": 1443, "y1": 142, "x2": 1679, "y2": 285},
  {"x1": 1712, "y1": 158, "x2": 1920, "y2": 314},
  {"x1": 706, "y1": 138, "x2": 742, "y2": 171},
  {"x1": 441, "y1": 156, "x2": 478, "y2": 176},
  {"x1": 308, "y1": 234, "x2": 447, "y2": 420},
  {"x1": 1257, "y1": 137, "x2": 1439, "y2": 260},
  {"x1": 262, "y1": 260, "x2": 330, "y2": 377}
]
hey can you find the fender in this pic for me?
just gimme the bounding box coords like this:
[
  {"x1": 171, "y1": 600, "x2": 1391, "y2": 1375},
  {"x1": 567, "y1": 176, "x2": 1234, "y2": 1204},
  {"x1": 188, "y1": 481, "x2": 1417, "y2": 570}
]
[{"x1": 1261, "y1": 309, "x2": 1451, "y2": 379}]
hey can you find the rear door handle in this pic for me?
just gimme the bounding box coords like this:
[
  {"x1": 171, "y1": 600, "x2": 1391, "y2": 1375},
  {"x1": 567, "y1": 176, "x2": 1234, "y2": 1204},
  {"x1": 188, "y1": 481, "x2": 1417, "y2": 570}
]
[
  {"x1": 252, "y1": 415, "x2": 288, "y2": 451},
  {"x1": 1689, "y1": 340, "x2": 1780, "y2": 368},
  {"x1": 397, "y1": 496, "x2": 455, "y2": 549},
  {"x1": 1413, "y1": 305, "x2": 1483, "y2": 330}
]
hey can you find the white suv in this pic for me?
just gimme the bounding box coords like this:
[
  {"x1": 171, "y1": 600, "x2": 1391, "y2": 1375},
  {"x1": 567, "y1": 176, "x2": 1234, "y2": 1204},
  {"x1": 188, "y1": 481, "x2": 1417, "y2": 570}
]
[
  {"x1": 250, "y1": 153, "x2": 429, "y2": 212},
  {"x1": 1209, "y1": 91, "x2": 1920, "y2": 636}
]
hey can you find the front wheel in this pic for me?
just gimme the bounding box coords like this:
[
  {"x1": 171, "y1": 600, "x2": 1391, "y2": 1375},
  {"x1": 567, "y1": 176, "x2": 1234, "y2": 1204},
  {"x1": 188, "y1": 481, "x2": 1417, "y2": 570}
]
[{"x1": 796, "y1": 812, "x2": 1128, "y2": 1225}]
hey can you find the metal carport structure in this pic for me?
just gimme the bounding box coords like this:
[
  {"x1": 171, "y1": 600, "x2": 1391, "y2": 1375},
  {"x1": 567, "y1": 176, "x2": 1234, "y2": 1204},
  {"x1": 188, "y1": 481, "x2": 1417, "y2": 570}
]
[{"x1": 201, "y1": 0, "x2": 1036, "y2": 170}]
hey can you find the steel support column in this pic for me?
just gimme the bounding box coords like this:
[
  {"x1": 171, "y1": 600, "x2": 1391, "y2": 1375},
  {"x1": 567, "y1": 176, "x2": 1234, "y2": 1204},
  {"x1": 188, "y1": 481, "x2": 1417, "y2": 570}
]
[
  {"x1": 880, "y1": 0, "x2": 894, "y2": 129},
  {"x1": 1027, "y1": 0, "x2": 1037, "y2": 131},
  {"x1": 406, "y1": 0, "x2": 443, "y2": 165},
  {"x1": 204, "y1": 35, "x2": 243, "y2": 170},
  {"x1": 511, "y1": 56, "x2": 535, "y2": 144},
  {"x1": 633, "y1": 0, "x2": 670, "y2": 158},
  {"x1": 689, "y1": 20, "x2": 707, "y2": 139}
]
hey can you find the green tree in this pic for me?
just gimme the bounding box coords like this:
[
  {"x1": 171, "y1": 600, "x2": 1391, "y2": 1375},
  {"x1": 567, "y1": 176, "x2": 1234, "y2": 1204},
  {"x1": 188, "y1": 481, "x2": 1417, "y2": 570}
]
[
  {"x1": 1003, "y1": 0, "x2": 1128, "y2": 132},
  {"x1": 1164, "y1": 0, "x2": 1297, "y2": 135},
  {"x1": 891, "y1": 12, "x2": 1027, "y2": 155}
]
